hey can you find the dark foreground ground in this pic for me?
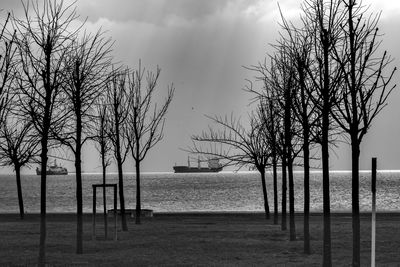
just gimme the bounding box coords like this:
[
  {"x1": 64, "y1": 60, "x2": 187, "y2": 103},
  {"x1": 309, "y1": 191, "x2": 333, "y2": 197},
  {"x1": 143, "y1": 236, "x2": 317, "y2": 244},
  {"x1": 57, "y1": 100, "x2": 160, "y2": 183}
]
[{"x1": 0, "y1": 212, "x2": 399, "y2": 266}]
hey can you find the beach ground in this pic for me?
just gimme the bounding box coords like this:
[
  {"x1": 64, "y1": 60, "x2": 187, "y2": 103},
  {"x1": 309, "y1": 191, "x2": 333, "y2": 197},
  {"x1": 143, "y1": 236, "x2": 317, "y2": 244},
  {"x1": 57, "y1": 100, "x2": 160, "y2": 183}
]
[{"x1": 0, "y1": 212, "x2": 399, "y2": 266}]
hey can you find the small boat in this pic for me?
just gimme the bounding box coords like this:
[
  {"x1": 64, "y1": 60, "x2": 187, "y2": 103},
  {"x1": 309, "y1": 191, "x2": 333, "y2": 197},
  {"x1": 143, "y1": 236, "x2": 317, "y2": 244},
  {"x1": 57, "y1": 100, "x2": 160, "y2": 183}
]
[
  {"x1": 36, "y1": 160, "x2": 68, "y2": 175},
  {"x1": 173, "y1": 157, "x2": 223, "y2": 173}
]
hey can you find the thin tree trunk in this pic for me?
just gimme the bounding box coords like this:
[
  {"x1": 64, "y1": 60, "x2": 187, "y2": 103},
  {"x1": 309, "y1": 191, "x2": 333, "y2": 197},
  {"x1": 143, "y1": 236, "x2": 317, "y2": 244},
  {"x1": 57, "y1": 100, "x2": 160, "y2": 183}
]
[
  {"x1": 322, "y1": 31, "x2": 332, "y2": 267},
  {"x1": 15, "y1": 165, "x2": 24, "y2": 220},
  {"x1": 285, "y1": 86, "x2": 295, "y2": 239},
  {"x1": 135, "y1": 159, "x2": 141, "y2": 224},
  {"x1": 299, "y1": 59, "x2": 311, "y2": 253},
  {"x1": 272, "y1": 156, "x2": 278, "y2": 225},
  {"x1": 322, "y1": 140, "x2": 331, "y2": 266},
  {"x1": 102, "y1": 153, "x2": 108, "y2": 239},
  {"x1": 347, "y1": 2, "x2": 360, "y2": 265},
  {"x1": 351, "y1": 133, "x2": 360, "y2": 266},
  {"x1": 281, "y1": 155, "x2": 287, "y2": 231},
  {"x1": 259, "y1": 167, "x2": 270, "y2": 219},
  {"x1": 270, "y1": 99, "x2": 279, "y2": 225},
  {"x1": 288, "y1": 156, "x2": 296, "y2": 241},
  {"x1": 117, "y1": 157, "x2": 128, "y2": 231},
  {"x1": 38, "y1": 145, "x2": 48, "y2": 267},
  {"x1": 75, "y1": 148, "x2": 83, "y2": 254},
  {"x1": 115, "y1": 121, "x2": 128, "y2": 231},
  {"x1": 303, "y1": 137, "x2": 311, "y2": 254}
]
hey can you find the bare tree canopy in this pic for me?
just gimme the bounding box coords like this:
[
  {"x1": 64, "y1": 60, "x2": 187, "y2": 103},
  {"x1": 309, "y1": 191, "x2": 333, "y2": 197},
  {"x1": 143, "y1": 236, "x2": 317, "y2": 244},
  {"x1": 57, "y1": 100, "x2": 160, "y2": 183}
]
[
  {"x1": 126, "y1": 61, "x2": 174, "y2": 224},
  {"x1": 12, "y1": 0, "x2": 83, "y2": 262},
  {"x1": 105, "y1": 67, "x2": 130, "y2": 231},
  {"x1": 191, "y1": 111, "x2": 272, "y2": 218},
  {"x1": 330, "y1": 0, "x2": 397, "y2": 265}
]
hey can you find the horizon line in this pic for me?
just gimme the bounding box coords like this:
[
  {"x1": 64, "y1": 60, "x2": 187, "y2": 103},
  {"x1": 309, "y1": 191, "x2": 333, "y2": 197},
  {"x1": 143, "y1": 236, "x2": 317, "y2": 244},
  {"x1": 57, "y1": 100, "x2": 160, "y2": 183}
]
[{"x1": 9, "y1": 169, "x2": 400, "y2": 176}]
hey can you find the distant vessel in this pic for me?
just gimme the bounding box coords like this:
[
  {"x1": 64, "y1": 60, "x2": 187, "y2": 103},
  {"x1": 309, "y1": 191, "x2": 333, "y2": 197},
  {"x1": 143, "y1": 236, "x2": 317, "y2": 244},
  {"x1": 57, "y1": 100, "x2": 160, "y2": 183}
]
[
  {"x1": 173, "y1": 157, "x2": 223, "y2": 173},
  {"x1": 36, "y1": 160, "x2": 68, "y2": 175}
]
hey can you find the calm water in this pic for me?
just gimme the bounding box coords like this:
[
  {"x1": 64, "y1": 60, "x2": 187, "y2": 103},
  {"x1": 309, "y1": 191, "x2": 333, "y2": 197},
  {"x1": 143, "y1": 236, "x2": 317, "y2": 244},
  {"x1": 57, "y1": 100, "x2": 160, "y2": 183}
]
[{"x1": 0, "y1": 171, "x2": 399, "y2": 213}]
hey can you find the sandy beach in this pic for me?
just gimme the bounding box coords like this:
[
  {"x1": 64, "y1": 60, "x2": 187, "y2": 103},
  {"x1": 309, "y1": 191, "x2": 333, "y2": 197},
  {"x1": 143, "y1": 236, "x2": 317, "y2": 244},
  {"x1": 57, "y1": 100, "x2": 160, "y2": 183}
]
[{"x1": 0, "y1": 212, "x2": 399, "y2": 266}]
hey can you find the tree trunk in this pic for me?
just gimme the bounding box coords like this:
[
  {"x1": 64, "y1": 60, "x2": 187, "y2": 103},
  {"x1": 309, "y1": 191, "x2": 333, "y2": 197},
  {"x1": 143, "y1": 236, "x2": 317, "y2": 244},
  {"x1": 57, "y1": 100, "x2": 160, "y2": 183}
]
[
  {"x1": 347, "y1": 2, "x2": 360, "y2": 265},
  {"x1": 303, "y1": 136, "x2": 311, "y2": 254},
  {"x1": 114, "y1": 100, "x2": 127, "y2": 231},
  {"x1": 285, "y1": 86, "x2": 295, "y2": 239},
  {"x1": 117, "y1": 156, "x2": 128, "y2": 231},
  {"x1": 102, "y1": 152, "x2": 108, "y2": 239},
  {"x1": 75, "y1": 146, "x2": 83, "y2": 254},
  {"x1": 351, "y1": 132, "x2": 360, "y2": 266},
  {"x1": 272, "y1": 156, "x2": 278, "y2": 225},
  {"x1": 321, "y1": 139, "x2": 331, "y2": 266},
  {"x1": 15, "y1": 165, "x2": 24, "y2": 220},
  {"x1": 299, "y1": 60, "x2": 311, "y2": 253},
  {"x1": 281, "y1": 155, "x2": 287, "y2": 231},
  {"x1": 322, "y1": 29, "x2": 332, "y2": 267},
  {"x1": 259, "y1": 167, "x2": 270, "y2": 219},
  {"x1": 38, "y1": 148, "x2": 48, "y2": 266},
  {"x1": 288, "y1": 156, "x2": 296, "y2": 241},
  {"x1": 135, "y1": 159, "x2": 141, "y2": 224},
  {"x1": 270, "y1": 99, "x2": 279, "y2": 225}
]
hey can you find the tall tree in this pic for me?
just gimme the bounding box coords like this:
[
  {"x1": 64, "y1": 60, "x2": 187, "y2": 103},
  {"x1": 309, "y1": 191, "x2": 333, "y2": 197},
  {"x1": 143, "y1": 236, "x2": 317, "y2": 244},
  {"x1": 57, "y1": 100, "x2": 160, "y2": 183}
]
[
  {"x1": 191, "y1": 111, "x2": 272, "y2": 219},
  {"x1": 273, "y1": 50, "x2": 300, "y2": 241},
  {"x1": 259, "y1": 93, "x2": 281, "y2": 225},
  {"x1": 331, "y1": 1, "x2": 396, "y2": 265},
  {"x1": 59, "y1": 29, "x2": 112, "y2": 253},
  {"x1": 301, "y1": 0, "x2": 345, "y2": 264},
  {"x1": 105, "y1": 68, "x2": 130, "y2": 231},
  {"x1": 279, "y1": 17, "x2": 321, "y2": 253},
  {"x1": 12, "y1": 0, "x2": 80, "y2": 264},
  {"x1": 251, "y1": 51, "x2": 302, "y2": 239},
  {"x1": 245, "y1": 61, "x2": 283, "y2": 225},
  {"x1": 126, "y1": 63, "x2": 174, "y2": 224}
]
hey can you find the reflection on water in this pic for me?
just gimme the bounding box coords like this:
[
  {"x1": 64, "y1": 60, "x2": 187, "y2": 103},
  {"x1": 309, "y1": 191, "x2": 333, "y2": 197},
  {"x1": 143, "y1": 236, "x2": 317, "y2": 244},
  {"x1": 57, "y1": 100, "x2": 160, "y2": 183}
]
[{"x1": 0, "y1": 171, "x2": 399, "y2": 213}]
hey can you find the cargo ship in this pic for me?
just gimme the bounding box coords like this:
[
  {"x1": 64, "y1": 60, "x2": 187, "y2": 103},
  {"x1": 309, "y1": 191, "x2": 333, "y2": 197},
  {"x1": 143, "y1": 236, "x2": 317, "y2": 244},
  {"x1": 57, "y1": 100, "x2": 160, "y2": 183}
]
[
  {"x1": 36, "y1": 160, "x2": 68, "y2": 175},
  {"x1": 173, "y1": 157, "x2": 223, "y2": 173}
]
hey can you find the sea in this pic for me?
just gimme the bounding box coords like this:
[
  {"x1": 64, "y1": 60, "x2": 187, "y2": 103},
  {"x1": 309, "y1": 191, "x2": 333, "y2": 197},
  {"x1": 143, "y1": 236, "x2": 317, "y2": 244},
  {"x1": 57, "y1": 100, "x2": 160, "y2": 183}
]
[{"x1": 0, "y1": 171, "x2": 399, "y2": 213}]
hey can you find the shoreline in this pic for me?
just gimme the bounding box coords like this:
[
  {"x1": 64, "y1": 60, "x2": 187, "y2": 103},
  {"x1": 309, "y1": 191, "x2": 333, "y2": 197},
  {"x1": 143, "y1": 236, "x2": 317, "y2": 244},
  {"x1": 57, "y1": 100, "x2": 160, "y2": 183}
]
[{"x1": 1, "y1": 210, "x2": 400, "y2": 219}]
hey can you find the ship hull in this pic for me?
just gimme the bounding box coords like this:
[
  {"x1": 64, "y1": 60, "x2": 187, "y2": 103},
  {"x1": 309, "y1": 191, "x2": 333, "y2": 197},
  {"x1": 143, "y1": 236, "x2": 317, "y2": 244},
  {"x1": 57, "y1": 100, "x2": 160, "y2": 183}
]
[
  {"x1": 36, "y1": 169, "x2": 68, "y2": 175},
  {"x1": 173, "y1": 166, "x2": 222, "y2": 173}
]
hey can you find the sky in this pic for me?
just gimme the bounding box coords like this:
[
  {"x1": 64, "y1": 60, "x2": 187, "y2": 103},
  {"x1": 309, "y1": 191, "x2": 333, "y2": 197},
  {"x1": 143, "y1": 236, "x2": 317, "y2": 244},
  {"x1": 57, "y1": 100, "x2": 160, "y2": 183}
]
[{"x1": 3, "y1": 0, "x2": 400, "y2": 173}]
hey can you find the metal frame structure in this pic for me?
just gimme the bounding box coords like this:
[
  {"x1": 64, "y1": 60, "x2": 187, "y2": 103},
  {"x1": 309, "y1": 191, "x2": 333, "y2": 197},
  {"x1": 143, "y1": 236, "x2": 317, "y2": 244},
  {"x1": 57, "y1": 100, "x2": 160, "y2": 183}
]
[{"x1": 92, "y1": 183, "x2": 118, "y2": 241}]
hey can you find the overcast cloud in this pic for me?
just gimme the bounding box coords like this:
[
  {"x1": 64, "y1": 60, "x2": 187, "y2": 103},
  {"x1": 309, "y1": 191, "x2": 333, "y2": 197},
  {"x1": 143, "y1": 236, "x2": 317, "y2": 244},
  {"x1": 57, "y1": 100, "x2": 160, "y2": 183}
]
[{"x1": 3, "y1": 0, "x2": 400, "y2": 172}]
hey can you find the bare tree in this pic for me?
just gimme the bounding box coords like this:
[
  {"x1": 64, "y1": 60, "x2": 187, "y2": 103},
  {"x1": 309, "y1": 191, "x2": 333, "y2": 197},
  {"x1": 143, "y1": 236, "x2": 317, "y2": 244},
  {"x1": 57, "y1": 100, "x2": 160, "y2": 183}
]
[
  {"x1": 93, "y1": 101, "x2": 113, "y2": 239},
  {"x1": 191, "y1": 112, "x2": 272, "y2": 219},
  {"x1": 259, "y1": 92, "x2": 281, "y2": 225},
  {"x1": 272, "y1": 50, "x2": 302, "y2": 241},
  {"x1": 245, "y1": 61, "x2": 283, "y2": 225},
  {"x1": 249, "y1": 50, "x2": 302, "y2": 239},
  {"x1": 12, "y1": 0, "x2": 80, "y2": 264},
  {"x1": 331, "y1": 1, "x2": 396, "y2": 265},
  {"x1": 59, "y1": 29, "x2": 112, "y2": 253},
  {"x1": 301, "y1": 0, "x2": 345, "y2": 264},
  {"x1": 279, "y1": 16, "x2": 322, "y2": 253},
  {"x1": 126, "y1": 62, "x2": 174, "y2": 224},
  {"x1": 0, "y1": 110, "x2": 40, "y2": 219},
  {"x1": 105, "y1": 68, "x2": 130, "y2": 231}
]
